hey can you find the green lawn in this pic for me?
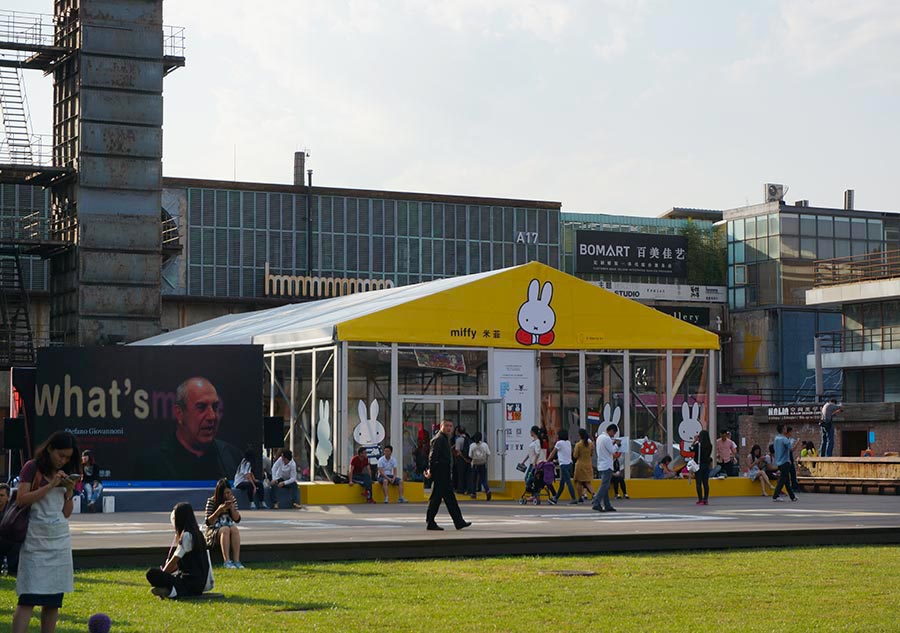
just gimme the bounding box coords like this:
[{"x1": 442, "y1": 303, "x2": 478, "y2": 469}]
[{"x1": 2, "y1": 546, "x2": 897, "y2": 632}]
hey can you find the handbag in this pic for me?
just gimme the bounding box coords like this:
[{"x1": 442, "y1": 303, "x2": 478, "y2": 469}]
[
  {"x1": 0, "y1": 471, "x2": 39, "y2": 543},
  {"x1": 686, "y1": 458, "x2": 700, "y2": 474}
]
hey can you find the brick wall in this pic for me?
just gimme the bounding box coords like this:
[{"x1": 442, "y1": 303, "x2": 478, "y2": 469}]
[{"x1": 738, "y1": 403, "x2": 900, "y2": 470}]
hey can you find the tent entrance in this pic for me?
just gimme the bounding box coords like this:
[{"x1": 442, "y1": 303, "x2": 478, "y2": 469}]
[{"x1": 400, "y1": 395, "x2": 506, "y2": 493}]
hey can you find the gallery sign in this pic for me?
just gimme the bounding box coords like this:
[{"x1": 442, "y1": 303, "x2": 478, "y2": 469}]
[
  {"x1": 654, "y1": 305, "x2": 710, "y2": 327},
  {"x1": 766, "y1": 405, "x2": 821, "y2": 423},
  {"x1": 591, "y1": 281, "x2": 726, "y2": 303},
  {"x1": 576, "y1": 230, "x2": 688, "y2": 277}
]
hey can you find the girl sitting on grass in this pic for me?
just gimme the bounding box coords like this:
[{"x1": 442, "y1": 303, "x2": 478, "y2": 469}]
[{"x1": 146, "y1": 503, "x2": 213, "y2": 599}]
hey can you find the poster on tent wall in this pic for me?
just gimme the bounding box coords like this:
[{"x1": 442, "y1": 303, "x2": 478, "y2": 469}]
[
  {"x1": 34, "y1": 346, "x2": 263, "y2": 482},
  {"x1": 492, "y1": 349, "x2": 536, "y2": 480}
]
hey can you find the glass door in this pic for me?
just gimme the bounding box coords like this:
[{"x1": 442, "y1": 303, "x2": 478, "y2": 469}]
[
  {"x1": 401, "y1": 398, "x2": 443, "y2": 483},
  {"x1": 480, "y1": 398, "x2": 505, "y2": 489}
]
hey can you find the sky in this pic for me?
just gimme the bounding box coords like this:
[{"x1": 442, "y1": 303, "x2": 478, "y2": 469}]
[{"x1": 9, "y1": 0, "x2": 900, "y2": 215}]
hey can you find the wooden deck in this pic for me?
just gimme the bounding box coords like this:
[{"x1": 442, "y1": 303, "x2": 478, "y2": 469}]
[{"x1": 797, "y1": 457, "x2": 900, "y2": 494}]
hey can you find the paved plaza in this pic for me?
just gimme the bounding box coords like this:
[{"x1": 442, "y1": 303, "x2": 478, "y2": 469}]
[{"x1": 69, "y1": 493, "x2": 900, "y2": 568}]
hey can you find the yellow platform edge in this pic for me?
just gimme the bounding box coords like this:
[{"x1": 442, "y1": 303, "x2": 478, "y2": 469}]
[{"x1": 299, "y1": 477, "x2": 760, "y2": 505}]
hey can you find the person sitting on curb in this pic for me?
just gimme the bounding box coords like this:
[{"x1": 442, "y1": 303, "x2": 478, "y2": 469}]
[
  {"x1": 350, "y1": 447, "x2": 374, "y2": 503},
  {"x1": 268, "y1": 449, "x2": 302, "y2": 509},
  {"x1": 653, "y1": 455, "x2": 677, "y2": 479},
  {"x1": 377, "y1": 445, "x2": 407, "y2": 503},
  {"x1": 204, "y1": 479, "x2": 243, "y2": 569}
]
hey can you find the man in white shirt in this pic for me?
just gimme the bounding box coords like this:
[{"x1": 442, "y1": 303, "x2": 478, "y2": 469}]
[
  {"x1": 377, "y1": 445, "x2": 408, "y2": 504},
  {"x1": 268, "y1": 449, "x2": 301, "y2": 509},
  {"x1": 592, "y1": 424, "x2": 620, "y2": 513}
]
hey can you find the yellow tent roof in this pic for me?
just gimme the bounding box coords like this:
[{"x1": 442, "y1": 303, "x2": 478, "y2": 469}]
[
  {"x1": 136, "y1": 262, "x2": 718, "y2": 351},
  {"x1": 337, "y1": 262, "x2": 719, "y2": 351}
]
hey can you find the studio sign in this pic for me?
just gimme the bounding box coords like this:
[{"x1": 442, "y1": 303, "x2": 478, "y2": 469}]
[{"x1": 576, "y1": 230, "x2": 687, "y2": 278}]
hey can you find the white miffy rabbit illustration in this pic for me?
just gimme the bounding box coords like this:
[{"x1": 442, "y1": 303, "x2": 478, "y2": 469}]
[
  {"x1": 598, "y1": 403, "x2": 621, "y2": 437},
  {"x1": 678, "y1": 401, "x2": 703, "y2": 457},
  {"x1": 354, "y1": 399, "x2": 386, "y2": 447},
  {"x1": 316, "y1": 400, "x2": 333, "y2": 465},
  {"x1": 515, "y1": 279, "x2": 556, "y2": 346}
]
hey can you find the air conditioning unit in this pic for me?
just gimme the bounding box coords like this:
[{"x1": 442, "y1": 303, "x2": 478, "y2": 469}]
[{"x1": 765, "y1": 183, "x2": 785, "y2": 203}]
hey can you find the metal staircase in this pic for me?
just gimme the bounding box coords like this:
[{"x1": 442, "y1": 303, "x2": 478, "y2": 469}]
[
  {"x1": 0, "y1": 250, "x2": 34, "y2": 368},
  {"x1": 0, "y1": 65, "x2": 33, "y2": 165}
]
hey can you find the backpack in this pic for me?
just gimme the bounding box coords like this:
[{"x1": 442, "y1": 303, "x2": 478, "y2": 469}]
[
  {"x1": 470, "y1": 442, "x2": 487, "y2": 463},
  {"x1": 462, "y1": 435, "x2": 473, "y2": 459}
]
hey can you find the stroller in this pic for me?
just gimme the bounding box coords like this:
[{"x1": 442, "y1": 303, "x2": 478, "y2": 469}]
[{"x1": 519, "y1": 461, "x2": 558, "y2": 505}]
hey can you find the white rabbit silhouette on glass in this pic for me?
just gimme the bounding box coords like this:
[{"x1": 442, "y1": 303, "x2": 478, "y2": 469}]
[
  {"x1": 678, "y1": 401, "x2": 703, "y2": 458},
  {"x1": 354, "y1": 400, "x2": 386, "y2": 447},
  {"x1": 316, "y1": 400, "x2": 333, "y2": 465}
]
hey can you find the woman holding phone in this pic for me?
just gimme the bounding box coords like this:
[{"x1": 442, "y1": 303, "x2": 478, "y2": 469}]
[
  {"x1": 12, "y1": 431, "x2": 81, "y2": 633},
  {"x1": 204, "y1": 479, "x2": 243, "y2": 569}
]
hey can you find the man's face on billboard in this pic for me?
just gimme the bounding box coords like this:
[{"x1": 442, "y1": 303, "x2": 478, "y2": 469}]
[{"x1": 174, "y1": 379, "x2": 221, "y2": 454}]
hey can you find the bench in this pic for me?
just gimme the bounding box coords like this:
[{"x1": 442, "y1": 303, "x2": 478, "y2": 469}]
[
  {"x1": 797, "y1": 477, "x2": 900, "y2": 495},
  {"x1": 266, "y1": 484, "x2": 298, "y2": 509}
]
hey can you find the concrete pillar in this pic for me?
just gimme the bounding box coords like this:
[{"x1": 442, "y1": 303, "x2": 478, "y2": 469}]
[
  {"x1": 814, "y1": 337, "x2": 824, "y2": 401},
  {"x1": 623, "y1": 351, "x2": 631, "y2": 480},
  {"x1": 709, "y1": 350, "x2": 718, "y2": 459},
  {"x1": 666, "y1": 351, "x2": 674, "y2": 458}
]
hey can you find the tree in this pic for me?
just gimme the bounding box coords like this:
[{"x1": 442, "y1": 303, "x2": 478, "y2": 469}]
[{"x1": 680, "y1": 220, "x2": 726, "y2": 285}]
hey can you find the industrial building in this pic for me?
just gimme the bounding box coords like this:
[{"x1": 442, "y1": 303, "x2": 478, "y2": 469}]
[{"x1": 725, "y1": 185, "x2": 900, "y2": 401}]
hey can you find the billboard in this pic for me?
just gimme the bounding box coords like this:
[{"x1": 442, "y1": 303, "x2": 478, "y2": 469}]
[
  {"x1": 34, "y1": 346, "x2": 263, "y2": 482},
  {"x1": 591, "y1": 281, "x2": 726, "y2": 303},
  {"x1": 576, "y1": 230, "x2": 688, "y2": 277}
]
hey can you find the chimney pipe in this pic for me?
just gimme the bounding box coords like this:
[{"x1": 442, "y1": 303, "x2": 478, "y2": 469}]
[
  {"x1": 844, "y1": 189, "x2": 855, "y2": 210},
  {"x1": 294, "y1": 151, "x2": 306, "y2": 186}
]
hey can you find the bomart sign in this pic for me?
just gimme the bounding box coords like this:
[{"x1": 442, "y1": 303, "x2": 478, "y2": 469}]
[{"x1": 576, "y1": 230, "x2": 688, "y2": 277}]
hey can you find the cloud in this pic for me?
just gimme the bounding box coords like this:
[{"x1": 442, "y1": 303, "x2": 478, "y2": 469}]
[
  {"x1": 411, "y1": 0, "x2": 572, "y2": 41},
  {"x1": 728, "y1": 0, "x2": 900, "y2": 80},
  {"x1": 777, "y1": 1, "x2": 900, "y2": 71}
]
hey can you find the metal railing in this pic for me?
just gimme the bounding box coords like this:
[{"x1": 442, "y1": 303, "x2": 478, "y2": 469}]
[
  {"x1": 0, "y1": 10, "x2": 56, "y2": 48},
  {"x1": 0, "y1": 212, "x2": 75, "y2": 244},
  {"x1": 1, "y1": 10, "x2": 185, "y2": 61},
  {"x1": 161, "y1": 212, "x2": 179, "y2": 248},
  {"x1": 2, "y1": 211, "x2": 177, "y2": 252},
  {"x1": 725, "y1": 387, "x2": 841, "y2": 406},
  {"x1": 0, "y1": 133, "x2": 52, "y2": 166},
  {"x1": 817, "y1": 328, "x2": 900, "y2": 354},
  {"x1": 164, "y1": 25, "x2": 186, "y2": 58},
  {"x1": 814, "y1": 248, "x2": 900, "y2": 288}
]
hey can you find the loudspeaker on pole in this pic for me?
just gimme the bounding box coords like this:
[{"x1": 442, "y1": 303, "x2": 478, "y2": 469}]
[
  {"x1": 2, "y1": 417, "x2": 26, "y2": 451},
  {"x1": 263, "y1": 417, "x2": 284, "y2": 449}
]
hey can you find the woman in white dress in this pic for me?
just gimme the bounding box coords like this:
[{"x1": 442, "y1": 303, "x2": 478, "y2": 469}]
[
  {"x1": 12, "y1": 431, "x2": 80, "y2": 633},
  {"x1": 747, "y1": 444, "x2": 775, "y2": 496}
]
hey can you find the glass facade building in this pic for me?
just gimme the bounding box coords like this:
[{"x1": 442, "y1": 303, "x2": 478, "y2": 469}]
[
  {"x1": 175, "y1": 181, "x2": 561, "y2": 298},
  {"x1": 726, "y1": 205, "x2": 898, "y2": 310}
]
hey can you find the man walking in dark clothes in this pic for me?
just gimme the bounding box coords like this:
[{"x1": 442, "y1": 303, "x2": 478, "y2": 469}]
[{"x1": 425, "y1": 419, "x2": 471, "y2": 531}]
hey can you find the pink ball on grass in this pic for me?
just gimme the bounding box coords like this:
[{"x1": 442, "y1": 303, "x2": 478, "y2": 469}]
[{"x1": 88, "y1": 613, "x2": 112, "y2": 633}]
